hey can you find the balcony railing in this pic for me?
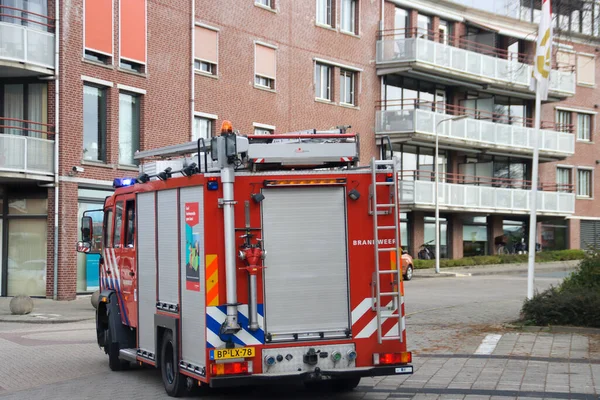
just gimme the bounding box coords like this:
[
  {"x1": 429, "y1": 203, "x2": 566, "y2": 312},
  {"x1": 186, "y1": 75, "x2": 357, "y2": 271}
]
[
  {"x1": 376, "y1": 101, "x2": 575, "y2": 157},
  {"x1": 0, "y1": 117, "x2": 55, "y2": 176},
  {"x1": 0, "y1": 5, "x2": 55, "y2": 69},
  {"x1": 397, "y1": 170, "x2": 575, "y2": 215},
  {"x1": 376, "y1": 31, "x2": 576, "y2": 96}
]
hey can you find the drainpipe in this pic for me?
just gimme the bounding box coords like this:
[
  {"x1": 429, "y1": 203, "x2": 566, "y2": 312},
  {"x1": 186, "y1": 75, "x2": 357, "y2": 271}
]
[
  {"x1": 190, "y1": 0, "x2": 195, "y2": 146},
  {"x1": 52, "y1": 0, "x2": 60, "y2": 300}
]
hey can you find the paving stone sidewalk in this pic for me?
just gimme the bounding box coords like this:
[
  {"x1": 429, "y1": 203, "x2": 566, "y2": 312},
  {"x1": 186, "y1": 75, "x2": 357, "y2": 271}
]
[{"x1": 0, "y1": 296, "x2": 95, "y2": 324}]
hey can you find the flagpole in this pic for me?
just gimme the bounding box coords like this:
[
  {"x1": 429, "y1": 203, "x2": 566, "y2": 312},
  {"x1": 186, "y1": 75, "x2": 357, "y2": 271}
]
[{"x1": 527, "y1": 88, "x2": 541, "y2": 300}]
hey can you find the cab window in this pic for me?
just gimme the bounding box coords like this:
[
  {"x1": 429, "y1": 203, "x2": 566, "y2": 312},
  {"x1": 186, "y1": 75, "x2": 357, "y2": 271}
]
[
  {"x1": 103, "y1": 209, "x2": 113, "y2": 248},
  {"x1": 113, "y1": 201, "x2": 124, "y2": 247},
  {"x1": 125, "y1": 200, "x2": 135, "y2": 248}
]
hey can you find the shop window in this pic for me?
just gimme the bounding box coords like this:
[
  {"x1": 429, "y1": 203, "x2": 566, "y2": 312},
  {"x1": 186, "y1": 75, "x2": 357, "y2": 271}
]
[
  {"x1": 463, "y1": 216, "x2": 487, "y2": 257},
  {"x1": 424, "y1": 216, "x2": 447, "y2": 258},
  {"x1": 541, "y1": 219, "x2": 568, "y2": 251}
]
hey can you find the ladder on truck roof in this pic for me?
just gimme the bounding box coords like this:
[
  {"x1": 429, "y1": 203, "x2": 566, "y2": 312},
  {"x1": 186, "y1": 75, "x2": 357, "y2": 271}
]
[
  {"x1": 370, "y1": 157, "x2": 403, "y2": 344},
  {"x1": 133, "y1": 128, "x2": 360, "y2": 176}
]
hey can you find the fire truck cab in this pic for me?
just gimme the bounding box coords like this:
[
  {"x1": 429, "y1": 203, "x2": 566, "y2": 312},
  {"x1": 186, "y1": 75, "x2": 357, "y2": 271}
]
[{"x1": 77, "y1": 122, "x2": 413, "y2": 397}]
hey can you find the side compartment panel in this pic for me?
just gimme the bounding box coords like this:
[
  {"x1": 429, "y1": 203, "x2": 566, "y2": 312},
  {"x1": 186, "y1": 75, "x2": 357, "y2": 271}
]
[
  {"x1": 262, "y1": 186, "x2": 350, "y2": 337},
  {"x1": 179, "y1": 186, "x2": 206, "y2": 370},
  {"x1": 157, "y1": 189, "x2": 179, "y2": 306},
  {"x1": 137, "y1": 192, "x2": 157, "y2": 353}
]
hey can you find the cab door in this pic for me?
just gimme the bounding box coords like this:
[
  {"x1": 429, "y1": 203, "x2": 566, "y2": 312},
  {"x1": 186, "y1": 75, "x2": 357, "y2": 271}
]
[{"x1": 112, "y1": 195, "x2": 137, "y2": 327}]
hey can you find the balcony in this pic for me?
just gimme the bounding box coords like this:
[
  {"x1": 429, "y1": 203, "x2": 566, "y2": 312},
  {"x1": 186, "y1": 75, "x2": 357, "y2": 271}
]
[
  {"x1": 0, "y1": 5, "x2": 55, "y2": 75},
  {"x1": 398, "y1": 170, "x2": 575, "y2": 217},
  {"x1": 0, "y1": 118, "x2": 55, "y2": 180},
  {"x1": 376, "y1": 101, "x2": 575, "y2": 160},
  {"x1": 376, "y1": 30, "x2": 575, "y2": 98}
]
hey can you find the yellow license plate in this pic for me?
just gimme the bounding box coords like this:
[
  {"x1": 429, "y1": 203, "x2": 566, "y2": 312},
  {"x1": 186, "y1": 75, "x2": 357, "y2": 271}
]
[{"x1": 210, "y1": 347, "x2": 255, "y2": 360}]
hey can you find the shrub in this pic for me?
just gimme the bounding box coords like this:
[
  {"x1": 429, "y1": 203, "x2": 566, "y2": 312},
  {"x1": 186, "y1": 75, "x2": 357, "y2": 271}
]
[
  {"x1": 520, "y1": 254, "x2": 600, "y2": 328},
  {"x1": 412, "y1": 249, "x2": 586, "y2": 270}
]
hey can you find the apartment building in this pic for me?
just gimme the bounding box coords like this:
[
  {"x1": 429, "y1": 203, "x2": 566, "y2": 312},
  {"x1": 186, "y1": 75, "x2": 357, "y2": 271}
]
[{"x1": 0, "y1": 0, "x2": 597, "y2": 299}]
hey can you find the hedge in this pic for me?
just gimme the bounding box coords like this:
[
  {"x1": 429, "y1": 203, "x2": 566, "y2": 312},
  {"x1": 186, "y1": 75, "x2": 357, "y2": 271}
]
[
  {"x1": 520, "y1": 254, "x2": 600, "y2": 328},
  {"x1": 413, "y1": 249, "x2": 586, "y2": 269}
]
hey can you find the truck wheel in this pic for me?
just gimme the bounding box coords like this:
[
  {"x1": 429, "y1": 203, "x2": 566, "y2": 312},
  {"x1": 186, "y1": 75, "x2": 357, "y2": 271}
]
[
  {"x1": 160, "y1": 330, "x2": 186, "y2": 397},
  {"x1": 331, "y1": 377, "x2": 361, "y2": 392},
  {"x1": 404, "y1": 265, "x2": 413, "y2": 281}
]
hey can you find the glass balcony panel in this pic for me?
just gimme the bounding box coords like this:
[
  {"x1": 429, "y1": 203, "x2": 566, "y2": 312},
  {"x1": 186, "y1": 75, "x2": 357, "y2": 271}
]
[
  {"x1": 465, "y1": 186, "x2": 480, "y2": 207},
  {"x1": 481, "y1": 187, "x2": 496, "y2": 208},
  {"x1": 496, "y1": 188, "x2": 512, "y2": 209},
  {"x1": 418, "y1": 38, "x2": 435, "y2": 64},
  {"x1": 513, "y1": 190, "x2": 529, "y2": 209},
  {"x1": 0, "y1": 134, "x2": 54, "y2": 175},
  {"x1": 496, "y1": 124, "x2": 512, "y2": 145},
  {"x1": 435, "y1": 42, "x2": 451, "y2": 67},
  {"x1": 415, "y1": 181, "x2": 434, "y2": 204},
  {"x1": 0, "y1": 22, "x2": 54, "y2": 69},
  {"x1": 451, "y1": 47, "x2": 467, "y2": 71},
  {"x1": 415, "y1": 109, "x2": 433, "y2": 133},
  {"x1": 480, "y1": 121, "x2": 495, "y2": 143},
  {"x1": 513, "y1": 127, "x2": 528, "y2": 147}
]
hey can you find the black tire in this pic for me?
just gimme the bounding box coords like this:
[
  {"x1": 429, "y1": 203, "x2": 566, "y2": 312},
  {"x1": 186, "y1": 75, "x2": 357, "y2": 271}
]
[
  {"x1": 105, "y1": 312, "x2": 128, "y2": 371},
  {"x1": 331, "y1": 377, "x2": 361, "y2": 392},
  {"x1": 160, "y1": 330, "x2": 186, "y2": 397},
  {"x1": 404, "y1": 265, "x2": 413, "y2": 281}
]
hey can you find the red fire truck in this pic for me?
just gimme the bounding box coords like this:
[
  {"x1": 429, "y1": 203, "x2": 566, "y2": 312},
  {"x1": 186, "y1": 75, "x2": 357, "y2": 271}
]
[{"x1": 77, "y1": 121, "x2": 413, "y2": 397}]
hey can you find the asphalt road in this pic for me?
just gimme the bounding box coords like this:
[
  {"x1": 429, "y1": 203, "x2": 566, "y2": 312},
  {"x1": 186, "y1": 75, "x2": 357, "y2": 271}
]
[{"x1": 3, "y1": 272, "x2": 595, "y2": 400}]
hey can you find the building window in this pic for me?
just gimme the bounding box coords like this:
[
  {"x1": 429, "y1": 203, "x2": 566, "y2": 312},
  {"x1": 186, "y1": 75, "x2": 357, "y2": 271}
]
[
  {"x1": 577, "y1": 113, "x2": 592, "y2": 141},
  {"x1": 556, "y1": 167, "x2": 572, "y2": 192},
  {"x1": 120, "y1": 59, "x2": 144, "y2": 73},
  {"x1": 556, "y1": 110, "x2": 572, "y2": 133},
  {"x1": 577, "y1": 169, "x2": 592, "y2": 198},
  {"x1": 256, "y1": 0, "x2": 274, "y2": 9},
  {"x1": 577, "y1": 53, "x2": 596, "y2": 86},
  {"x1": 340, "y1": 69, "x2": 355, "y2": 105},
  {"x1": 1, "y1": 83, "x2": 49, "y2": 138},
  {"x1": 194, "y1": 26, "x2": 218, "y2": 76},
  {"x1": 463, "y1": 216, "x2": 488, "y2": 257},
  {"x1": 83, "y1": 84, "x2": 107, "y2": 162},
  {"x1": 315, "y1": 63, "x2": 332, "y2": 101},
  {"x1": 316, "y1": 0, "x2": 333, "y2": 27},
  {"x1": 541, "y1": 219, "x2": 568, "y2": 251},
  {"x1": 118, "y1": 92, "x2": 141, "y2": 166},
  {"x1": 255, "y1": 44, "x2": 276, "y2": 90},
  {"x1": 340, "y1": 0, "x2": 357, "y2": 34},
  {"x1": 254, "y1": 127, "x2": 273, "y2": 135},
  {"x1": 193, "y1": 116, "x2": 213, "y2": 141},
  {"x1": 424, "y1": 216, "x2": 447, "y2": 258}
]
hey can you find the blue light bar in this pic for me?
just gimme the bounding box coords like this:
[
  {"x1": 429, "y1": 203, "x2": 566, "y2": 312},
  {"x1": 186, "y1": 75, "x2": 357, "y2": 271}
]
[{"x1": 113, "y1": 178, "x2": 136, "y2": 188}]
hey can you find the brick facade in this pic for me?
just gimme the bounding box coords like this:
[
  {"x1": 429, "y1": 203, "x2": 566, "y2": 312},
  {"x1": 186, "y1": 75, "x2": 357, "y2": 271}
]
[{"x1": 11, "y1": 0, "x2": 595, "y2": 299}]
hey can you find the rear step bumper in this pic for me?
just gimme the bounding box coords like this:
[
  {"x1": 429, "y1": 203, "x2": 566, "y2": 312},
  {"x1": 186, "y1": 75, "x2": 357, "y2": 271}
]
[{"x1": 209, "y1": 365, "x2": 413, "y2": 388}]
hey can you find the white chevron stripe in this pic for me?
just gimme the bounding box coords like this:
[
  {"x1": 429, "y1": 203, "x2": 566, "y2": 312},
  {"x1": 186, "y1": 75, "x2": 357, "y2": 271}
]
[
  {"x1": 206, "y1": 331, "x2": 222, "y2": 348},
  {"x1": 351, "y1": 298, "x2": 372, "y2": 325},
  {"x1": 237, "y1": 305, "x2": 265, "y2": 329},
  {"x1": 355, "y1": 301, "x2": 394, "y2": 339},
  {"x1": 206, "y1": 307, "x2": 262, "y2": 346},
  {"x1": 384, "y1": 316, "x2": 406, "y2": 337},
  {"x1": 109, "y1": 249, "x2": 121, "y2": 287}
]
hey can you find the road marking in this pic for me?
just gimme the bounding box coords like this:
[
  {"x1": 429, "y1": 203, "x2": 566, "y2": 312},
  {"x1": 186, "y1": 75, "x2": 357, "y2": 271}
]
[{"x1": 474, "y1": 334, "x2": 502, "y2": 355}]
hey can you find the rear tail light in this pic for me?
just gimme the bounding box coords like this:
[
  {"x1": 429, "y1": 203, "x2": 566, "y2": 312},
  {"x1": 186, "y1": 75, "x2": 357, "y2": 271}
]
[
  {"x1": 374, "y1": 352, "x2": 412, "y2": 365},
  {"x1": 210, "y1": 361, "x2": 252, "y2": 376}
]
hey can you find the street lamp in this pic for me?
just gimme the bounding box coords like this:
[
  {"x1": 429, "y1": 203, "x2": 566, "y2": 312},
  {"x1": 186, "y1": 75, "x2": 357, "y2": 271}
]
[{"x1": 434, "y1": 114, "x2": 468, "y2": 274}]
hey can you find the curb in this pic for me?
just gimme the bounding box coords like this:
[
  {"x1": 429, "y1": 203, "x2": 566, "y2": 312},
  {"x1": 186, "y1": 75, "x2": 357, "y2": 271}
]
[
  {"x1": 0, "y1": 316, "x2": 94, "y2": 324},
  {"x1": 504, "y1": 323, "x2": 600, "y2": 335},
  {"x1": 415, "y1": 262, "x2": 579, "y2": 279}
]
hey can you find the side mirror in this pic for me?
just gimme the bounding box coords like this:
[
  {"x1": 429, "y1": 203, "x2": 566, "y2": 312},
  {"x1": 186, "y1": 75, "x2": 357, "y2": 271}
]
[
  {"x1": 77, "y1": 241, "x2": 92, "y2": 253},
  {"x1": 81, "y1": 216, "x2": 93, "y2": 242}
]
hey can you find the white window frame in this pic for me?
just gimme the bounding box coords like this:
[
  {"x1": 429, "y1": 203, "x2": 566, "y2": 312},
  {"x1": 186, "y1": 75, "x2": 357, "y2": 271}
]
[
  {"x1": 315, "y1": 62, "x2": 332, "y2": 101},
  {"x1": 576, "y1": 167, "x2": 593, "y2": 199},
  {"x1": 340, "y1": 69, "x2": 355, "y2": 106},
  {"x1": 556, "y1": 166, "x2": 573, "y2": 193},
  {"x1": 253, "y1": 122, "x2": 276, "y2": 135},
  {"x1": 193, "y1": 112, "x2": 217, "y2": 141},
  {"x1": 194, "y1": 23, "x2": 219, "y2": 77},
  {"x1": 316, "y1": 0, "x2": 333, "y2": 27},
  {"x1": 340, "y1": 0, "x2": 357, "y2": 35},
  {"x1": 576, "y1": 112, "x2": 592, "y2": 142},
  {"x1": 255, "y1": 0, "x2": 275, "y2": 10},
  {"x1": 254, "y1": 42, "x2": 277, "y2": 91}
]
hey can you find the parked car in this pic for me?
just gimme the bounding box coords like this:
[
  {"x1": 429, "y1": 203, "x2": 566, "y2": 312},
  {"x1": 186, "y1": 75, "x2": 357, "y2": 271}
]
[{"x1": 401, "y1": 250, "x2": 414, "y2": 281}]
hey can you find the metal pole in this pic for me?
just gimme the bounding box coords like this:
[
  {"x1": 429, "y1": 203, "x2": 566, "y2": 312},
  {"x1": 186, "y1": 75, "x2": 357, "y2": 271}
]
[
  {"x1": 222, "y1": 165, "x2": 240, "y2": 332},
  {"x1": 435, "y1": 124, "x2": 440, "y2": 274},
  {"x1": 53, "y1": 1, "x2": 60, "y2": 300},
  {"x1": 527, "y1": 89, "x2": 541, "y2": 300}
]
